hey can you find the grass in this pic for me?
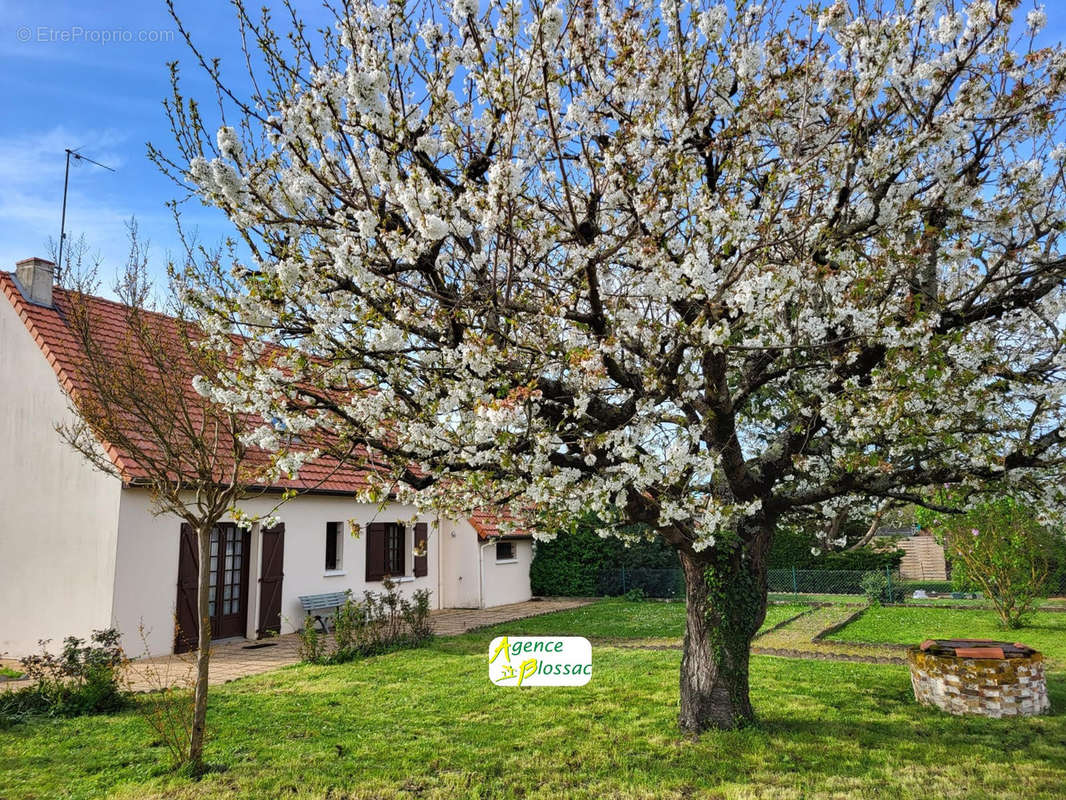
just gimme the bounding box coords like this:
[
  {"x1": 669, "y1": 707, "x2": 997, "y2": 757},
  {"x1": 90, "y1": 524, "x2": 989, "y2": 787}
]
[
  {"x1": 465, "y1": 599, "x2": 807, "y2": 643},
  {"x1": 2, "y1": 601, "x2": 1063, "y2": 799},
  {"x1": 0, "y1": 666, "x2": 23, "y2": 680},
  {"x1": 768, "y1": 592, "x2": 865, "y2": 605},
  {"x1": 825, "y1": 606, "x2": 1066, "y2": 664},
  {"x1": 891, "y1": 597, "x2": 1066, "y2": 609}
]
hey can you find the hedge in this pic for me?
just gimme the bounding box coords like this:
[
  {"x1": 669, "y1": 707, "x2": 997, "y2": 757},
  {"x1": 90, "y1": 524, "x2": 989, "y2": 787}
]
[
  {"x1": 532, "y1": 516, "x2": 903, "y2": 598},
  {"x1": 530, "y1": 517, "x2": 678, "y2": 597}
]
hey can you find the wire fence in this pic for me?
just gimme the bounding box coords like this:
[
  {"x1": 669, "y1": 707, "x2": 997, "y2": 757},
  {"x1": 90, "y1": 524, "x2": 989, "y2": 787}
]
[
  {"x1": 597, "y1": 566, "x2": 918, "y2": 602},
  {"x1": 596, "y1": 566, "x2": 1065, "y2": 602},
  {"x1": 597, "y1": 567, "x2": 684, "y2": 599},
  {"x1": 768, "y1": 567, "x2": 898, "y2": 599}
]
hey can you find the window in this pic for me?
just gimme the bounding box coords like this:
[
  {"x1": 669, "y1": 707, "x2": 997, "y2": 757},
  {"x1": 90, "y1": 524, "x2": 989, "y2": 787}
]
[
  {"x1": 496, "y1": 541, "x2": 516, "y2": 562},
  {"x1": 325, "y1": 522, "x2": 344, "y2": 571},
  {"x1": 385, "y1": 523, "x2": 405, "y2": 576}
]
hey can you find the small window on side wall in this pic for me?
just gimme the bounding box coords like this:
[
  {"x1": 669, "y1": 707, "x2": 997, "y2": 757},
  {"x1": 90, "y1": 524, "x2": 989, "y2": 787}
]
[
  {"x1": 325, "y1": 522, "x2": 344, "y2": 571},
  {"x1": 496, "y1": 541, "x2": 516, "y2": 562},
  {"x1": 385, "y1": 523, "x2": 405, "y2": 576}
]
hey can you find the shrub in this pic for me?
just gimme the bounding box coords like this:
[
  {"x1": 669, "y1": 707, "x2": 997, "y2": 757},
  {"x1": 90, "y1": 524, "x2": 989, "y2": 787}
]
[
  {"x1": 296, "y1": 616, "x2": 328, "y2": 664},
  {"x1": 120, "y1": 625, "x2": 196, "y2": 770},
  {"x1": 1, "y1": 629, "x2": 127, "y2": 727},
  {"x1": 768, "y1": 526, "x2": 904, "y2": 571},
  {"x1": 297, "y1": 581, "x2": 434, "y2": 665},
  {"x1": 859, "y1": 571, "x2": 905, "y2": 605},
  {"x1": 860, "y1": 571, "x2": 888, "y2": 606},
  {"x1": 919, "y1": 495, "x2": 1057, "y2": 628}
]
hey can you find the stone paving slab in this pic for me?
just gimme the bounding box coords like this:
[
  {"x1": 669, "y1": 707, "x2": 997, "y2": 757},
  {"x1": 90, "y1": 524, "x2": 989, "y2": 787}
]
[{"x1": 0, "y1": 598, "x2": 593, "y2": 694}]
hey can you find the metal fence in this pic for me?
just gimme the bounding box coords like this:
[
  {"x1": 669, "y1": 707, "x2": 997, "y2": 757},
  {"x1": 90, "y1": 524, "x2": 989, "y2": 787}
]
[
  {"x1": 768, "y1": 567, "x2": 897, "y2": 598},
  {"x1": 597, "y1": 567, "x2": 684, "y2": 598},
  {"x1": 596, "y1": 566, "x2": 903, "y2": 601},
  {"x1": 596, "y1": 565, "x2": 1064, "y2": 602}
]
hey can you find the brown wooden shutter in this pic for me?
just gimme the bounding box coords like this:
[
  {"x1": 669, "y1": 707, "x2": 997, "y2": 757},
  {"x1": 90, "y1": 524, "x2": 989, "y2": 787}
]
[
  {"x1": 257, "y1": 523, "x2": 285, "y2": 638},
  {"x1": 174, "y1": 523, "x2": 200, "y2": 654},
  {"x1": 414, "y1": 522, "x2": 428, "y2": 578},
  {"x1": 366, "y1": 522, "x2": 386, "y2": 581}
]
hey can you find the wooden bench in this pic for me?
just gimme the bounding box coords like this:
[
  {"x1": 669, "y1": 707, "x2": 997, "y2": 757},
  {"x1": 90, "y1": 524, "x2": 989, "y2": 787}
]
[{"x1": 298, "y1": 591, "x2": 351, "y2": 633}]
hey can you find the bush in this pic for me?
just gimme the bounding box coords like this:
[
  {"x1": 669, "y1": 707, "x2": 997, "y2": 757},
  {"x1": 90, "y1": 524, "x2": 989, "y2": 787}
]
[
  {"x1": 919, "y1": 495, "x2": 1058, "y2": 628},
  {"x1": 1, "y1": 629, "x2": 127, "y2": 727},
  {"x1": 298, "y1": 581, "x2": 434, "y2": 665},
  {"x1": 859, "y1": 571, "x2": 905, "y2": 605},
  {"x1": 768, "y1": 526, "x2": 904, "y2": 571},
  {"x1": 530, "y1": 514, "x2": 679, "y2": 597},
  {"x1": 296, "y1": 616, "x2": 327, "y2": 664}
]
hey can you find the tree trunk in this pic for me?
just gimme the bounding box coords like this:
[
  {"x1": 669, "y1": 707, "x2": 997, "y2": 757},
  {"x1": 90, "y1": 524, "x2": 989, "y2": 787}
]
[
  {"x1": 189, "y1": 522, "x2": 213, "y2": 771},
  {"x1": 677, "y1": 538, "x2": 768, "y2": 734}
]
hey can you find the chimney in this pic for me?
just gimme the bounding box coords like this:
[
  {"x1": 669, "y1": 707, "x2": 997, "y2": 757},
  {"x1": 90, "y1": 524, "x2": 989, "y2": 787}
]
[{"x1": 15, "y1": 257, "x2": 55, "y2": 307}]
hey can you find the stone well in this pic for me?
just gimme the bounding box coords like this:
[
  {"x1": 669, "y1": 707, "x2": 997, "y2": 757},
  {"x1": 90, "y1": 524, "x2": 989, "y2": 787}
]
[{"x1": 907, "y1": 639, "x2": 1049, "y2": 718}]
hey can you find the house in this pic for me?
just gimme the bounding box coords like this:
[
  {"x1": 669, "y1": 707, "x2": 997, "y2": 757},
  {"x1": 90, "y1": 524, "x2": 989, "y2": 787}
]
[{"x1": 0, "y1": 257, "x2": 533, "y2": 658}]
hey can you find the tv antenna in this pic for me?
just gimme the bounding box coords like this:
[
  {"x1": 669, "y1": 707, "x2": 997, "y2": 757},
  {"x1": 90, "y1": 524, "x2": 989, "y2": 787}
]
[{"x1": 57, "y1": 148, "x2": 115, "y2": 276}]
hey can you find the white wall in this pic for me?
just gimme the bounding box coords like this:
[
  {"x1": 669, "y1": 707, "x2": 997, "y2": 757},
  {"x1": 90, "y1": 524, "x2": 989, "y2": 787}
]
[
  {"x1": 481, "y1": 538, "x2": 533, "y2": 607},
  {"x1": 113, "y1": 490, "x2": 445, "y2": 655},
  {"x1": 0, "y1": 295, "x2": 123, "y2": 657},
  {"x1": 439, "y1": 518, "x2": 481, "y2": 608},
  {"x1": 437, "y1": 518, "x2": 533, "y2": 609}
]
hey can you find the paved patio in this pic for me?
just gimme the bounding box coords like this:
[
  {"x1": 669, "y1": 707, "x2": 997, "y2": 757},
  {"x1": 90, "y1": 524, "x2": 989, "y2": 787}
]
[{"x1": 0, "y1": 598, "x2": 591, "y2": 693}]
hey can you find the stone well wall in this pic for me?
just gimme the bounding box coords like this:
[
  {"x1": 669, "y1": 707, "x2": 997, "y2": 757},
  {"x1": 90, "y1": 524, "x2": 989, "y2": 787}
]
[{"x1": 907, "y1": 647, "x2": 1050, "y2": 718}]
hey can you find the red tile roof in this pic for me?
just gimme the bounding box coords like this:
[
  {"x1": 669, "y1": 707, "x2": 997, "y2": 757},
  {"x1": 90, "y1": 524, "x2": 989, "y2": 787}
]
[
  {"x1": 469, "y1": 507, "x2": 532, "y2": 539},
  {"x1": 1, "y1": 272, "x2": 386, "y2": 493},
  {"x1": 1, "y1": 271, "x2": 528, "y2": 539}
]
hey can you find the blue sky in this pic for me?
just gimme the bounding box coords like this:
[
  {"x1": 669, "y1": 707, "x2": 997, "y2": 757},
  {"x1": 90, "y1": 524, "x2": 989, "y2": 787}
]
[
  {"x1": 1, "y1": 1, "x2": 1064, "y2": 289},
  {"x1": 0, "y1": 1, "x2": 258, "y2": 284}
]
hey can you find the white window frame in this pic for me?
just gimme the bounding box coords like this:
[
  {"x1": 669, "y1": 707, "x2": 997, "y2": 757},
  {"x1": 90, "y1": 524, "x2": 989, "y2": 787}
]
[{"x1": 495, "y1": 540, "x2": 518, "y2": 564}]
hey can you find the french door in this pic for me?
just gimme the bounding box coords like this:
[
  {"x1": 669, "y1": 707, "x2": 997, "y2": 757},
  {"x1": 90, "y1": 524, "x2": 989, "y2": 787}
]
[
  {"x1": 175, "y1": 523, "x2": 250, "y2": 652},
  {"x1": 209, "y1": 523, "x2": 250, "y2": 639}
]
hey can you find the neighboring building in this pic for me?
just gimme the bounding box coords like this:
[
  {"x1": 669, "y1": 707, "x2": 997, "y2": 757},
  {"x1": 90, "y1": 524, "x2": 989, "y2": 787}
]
[
  {"x1": 0, "y1": 258, "x2": 532, "y2": 658},
  {"x1": 875, "y1": 525, "x2": 948, "y2": 581}
]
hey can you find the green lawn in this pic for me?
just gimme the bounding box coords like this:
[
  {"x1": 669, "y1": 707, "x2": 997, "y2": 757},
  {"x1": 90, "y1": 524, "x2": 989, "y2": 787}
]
[
  {"x1": 467, "y1": 599, "x2": 807, "y2": 642},
  {"x1": 2, "y1": 601, "x2": 1064, "y2": 799},
  {"x1": 825, "y1": 606, "x2": 1066, "y2": 663},
  {"x1": 768, "y1": 592, "x2": 865, "y2": 605}
]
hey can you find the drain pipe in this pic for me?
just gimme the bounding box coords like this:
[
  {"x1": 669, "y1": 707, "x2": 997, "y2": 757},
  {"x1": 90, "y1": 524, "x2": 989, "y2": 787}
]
[
  {"x1": 477, "y1": 541, "x2": 492, "y2": 610},
  {"x1": 435, "y1": 513, "x2": 443, "y2": 610}
]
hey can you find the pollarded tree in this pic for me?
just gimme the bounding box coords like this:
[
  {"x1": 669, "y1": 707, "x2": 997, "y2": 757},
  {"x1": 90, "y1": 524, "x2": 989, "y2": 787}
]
[{"x1": 158, "y1": 0, "x2": 1066, "y2": 731}]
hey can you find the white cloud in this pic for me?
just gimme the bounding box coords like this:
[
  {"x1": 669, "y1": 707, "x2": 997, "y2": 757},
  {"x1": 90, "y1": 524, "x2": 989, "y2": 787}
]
[{"x1": 0, "y1": 125, "x2": 133, "y2": 269}]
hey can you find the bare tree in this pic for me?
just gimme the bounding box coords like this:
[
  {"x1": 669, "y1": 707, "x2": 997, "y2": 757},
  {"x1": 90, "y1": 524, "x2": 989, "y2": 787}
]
[{"x1": 56, "y1": 222, "x2": 282, "y2": 771}]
